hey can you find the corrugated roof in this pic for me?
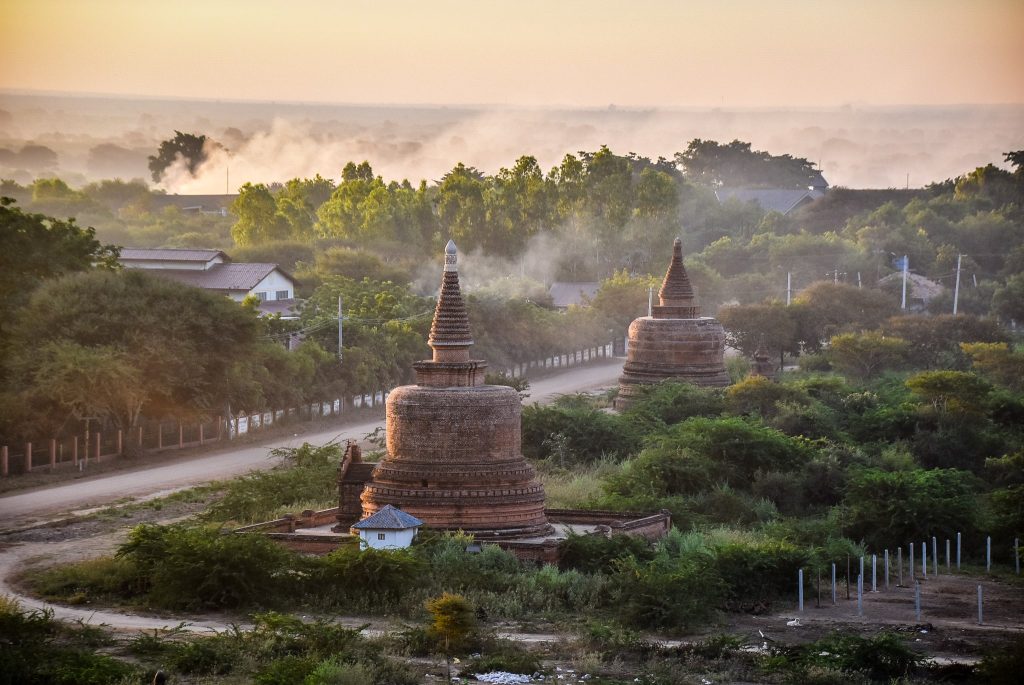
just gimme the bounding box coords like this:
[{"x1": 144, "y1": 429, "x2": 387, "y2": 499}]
[
  {"x1": 120, "y1": 247, "x2": 227, "y2": 262},
  {"x1": 715, "y1": 188, "x2": 823, "y2": 215},
  {"x1": 549, "y1": 281, "x2": 599, "y2": 308},
  {"x1": 352, "y1": 504, "x2": 423, "y2": 530},
  {"x1": 149, "y1": 263, "x2": 286, "y2": 291}
]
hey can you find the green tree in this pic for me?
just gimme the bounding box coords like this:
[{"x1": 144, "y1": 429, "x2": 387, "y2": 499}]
[
  {"x1": 827, "y1": 332, "x2": 908, "y2": 379},
  {"x1": 230, "y1": 183, "x2": 289, "y2": 246},
  {"x1": 905, "y1": 370, "x2": 991, "y2": 417},
  {"x1": 843, "y1": 468, "x2": 979, "y2": 548},
  {"x1": 675, "y1": 138, "x2": 819, "y2": 189},
  {"x1": 962, "y1": 342, "x2": 1024, "y2": 391},
  {"x1": 0, "y1": 199, "x2": 119, "y2": 342},
  {"x1": 792, "y1": 282, "x2": 898, "y2": 351},
  {"x1": 5, "y1": 270, "x2": 264, "y2": 446},
  {"x1": 992, "y1": 273, "x2": 1024, "y2": 323},
  {"x1": 148, "y1": 130, "x2": 210, "y2": 183},
  {"x1": 881, "y1": 314, "x2": 1007, "y2": 369},
  {"x1": 718, "y1": 301, "x2": 798, "y2": 370},
  {"x1": 425, "y1": 592, "x2": 477, "y2": 679}
]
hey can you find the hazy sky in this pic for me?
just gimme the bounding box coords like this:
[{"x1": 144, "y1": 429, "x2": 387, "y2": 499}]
[{"x1": 1, "y1": 0, "x2": 1022, "y2": 107}]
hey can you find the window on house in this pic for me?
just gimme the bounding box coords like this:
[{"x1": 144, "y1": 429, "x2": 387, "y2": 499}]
[
  {"x1": 377, "y1": 533, "x2": 386, "y2": 541},
  {"x1": 276, "y1": 290, "x2": 289, "y2": 300},
  {"x1": 255, "y1": 291, "x2": 268, "y2": 301}
]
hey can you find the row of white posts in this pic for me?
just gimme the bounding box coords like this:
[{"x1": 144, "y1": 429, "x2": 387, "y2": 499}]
[{"x1": 796, "y1": 534, "x2": 1019, "y2": 625}]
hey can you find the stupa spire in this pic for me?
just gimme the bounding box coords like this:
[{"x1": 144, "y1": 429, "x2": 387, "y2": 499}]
[
  {"x1": 653, "y1": 238, "x2": 700, "y2": 318},
  {"x1": 427, "y1": 240, "x2": 474, "y2": 362}
]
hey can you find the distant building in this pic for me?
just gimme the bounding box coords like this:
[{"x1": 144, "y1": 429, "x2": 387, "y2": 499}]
[
  {"x1": 148, "y1": 194, "x2": 237, "y2": 216},
  {"x1": 548, "y1": 281, "x2": 599, "y2": 309},
  {"x1": 715, "y1": 171, "x2": 829, "y2": 216},
  {"x1": 351, "y1": 505, "x2": 423, "y2": 550},
  {"x1": 120, "y1": 247, "x2": 298, "y2": 318},
  {"x1": 715, "y1": 187, "x2": 825, "y2": 215},
  {"x1": 878, "y1": 272, "x2": 945, "y2": 312}
]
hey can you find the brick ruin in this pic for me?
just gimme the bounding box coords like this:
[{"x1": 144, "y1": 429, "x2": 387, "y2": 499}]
[
  {"x1": 614, "y1": 238, "x2": 730, "y2": 410},
  {"x1": 241, "y1": 241, "x2": 671, "y2": 560},
  {"x1": 750, "y1": 335, "x2": 778, "y2": 379},
  {"x1": 354, "y1": 240, "x2": 552, "y2": 539}
]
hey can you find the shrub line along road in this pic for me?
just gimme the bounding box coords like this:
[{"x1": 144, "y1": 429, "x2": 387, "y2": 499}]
[{"x1": 0, "y1": 358, "x2": 625, "y2": 527}]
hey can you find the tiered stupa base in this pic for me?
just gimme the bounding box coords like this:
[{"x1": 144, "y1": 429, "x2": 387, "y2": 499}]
[
  {"x1": 614, "y1": 316, "x2": 730, "y2": 410},
  {"x1": 361, "y1": 381, "x2": 552, "y2": 539}
]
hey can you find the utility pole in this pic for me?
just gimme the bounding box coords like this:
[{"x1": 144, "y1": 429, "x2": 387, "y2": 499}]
[
  {"x1": 953, "y1": 253, "x2": 963, "y2": 315},
  {"x1": 337, "y1": 296, "x2": 343, "y2": 362},
  {"x1": 857, "y1": 272, "x2": 862, "y2": 288},
  {"x1": 647, "y1": 286, "x2": 653, "y2": 317},
  {"x1": 901, "y1": 255, "x2": 909, "y2": 310},
  {"x1": 226, "y1": 166, "x2": 229, "y2": 195},
  {"x1": 786, "y1": 272, "x2": 792, "y2": 305}
]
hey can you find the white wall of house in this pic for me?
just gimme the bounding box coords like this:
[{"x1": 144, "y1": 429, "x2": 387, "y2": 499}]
[
  {"x1": 358, "y1": 528, "x2": 418, "y2": 550},
  {"x1": 245, "y1": 270, "x2": 295, "y2": 302}
]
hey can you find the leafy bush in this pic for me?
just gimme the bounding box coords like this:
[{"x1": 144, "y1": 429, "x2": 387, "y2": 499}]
[
  {"x1": 310, "y1": 546, "x2": 426, "y2": 609},
  {"x1": 205, "y1": 443, "x2": 341, "y2": 523},
  {"x1": 843, "y1": 468, "x2": 979, "y2": 548},
  {"x1": 558, "y1": 533, "x2": 654, "y2": 573},
  {"x1": 117, "y1": 523, "x2": 296, "y2": 609},
  {"x1": 31, "y1": 556, "x2": 142, "y2": 604},
  {"x1": 780, "y1": 631, "x2": 923, "y2": 681},
  {"x1": 622, "y1": 381, "x2": 725, "y2": 428},
  {"x1": 521, "y1": 403, "x2": 641, "y2": 463},
  {"x1": 0, "y1": 598, "x2": 138, "y2": 685}
]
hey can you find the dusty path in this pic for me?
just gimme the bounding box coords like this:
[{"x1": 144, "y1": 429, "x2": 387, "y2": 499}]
[{"x1": 0, "y1": 358, "x2": 623, "y2": 528}]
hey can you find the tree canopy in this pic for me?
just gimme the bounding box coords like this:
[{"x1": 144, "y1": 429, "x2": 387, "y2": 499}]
[{"x1": 148, "y1": 130, "x2": 211, "y2": 183}]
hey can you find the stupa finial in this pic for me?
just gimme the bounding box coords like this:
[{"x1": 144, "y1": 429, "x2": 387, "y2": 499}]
[
  {"x1": 653, "y1": 237, "x2": 700, "y2": 318},
  {"x1": 428, "y1": 240, "x2": 473, "y2": 360}
]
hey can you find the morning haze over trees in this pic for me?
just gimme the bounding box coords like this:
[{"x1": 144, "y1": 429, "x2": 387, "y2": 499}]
[{"x1": 2, "y1": 132, "x2": 1023, "y2": 683}]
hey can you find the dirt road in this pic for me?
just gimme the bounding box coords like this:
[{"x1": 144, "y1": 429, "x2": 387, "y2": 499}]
[{"x1": 0, "y1": 359, "x2": 623, "y2": 527}]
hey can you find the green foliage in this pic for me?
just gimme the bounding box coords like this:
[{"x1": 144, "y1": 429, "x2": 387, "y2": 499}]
[
  {"x1": 4, "y1": 268, "x2": 263, "y2": 442},
  {"x1": 0, "y1": 198, "x2": 118, "y2": 342},
  {"x1": 0, "y1": 599, "x2": 139, "y2": 685},
  {"x1": 827, "y1": 332, "x2": 908, "y2": 379},
  {"x1": 843, "y1": 468, "x2": 979, "y2": 547},
  {"x1": 610, "y1": 417, "x2": 811, "y2": 500},
  {"x1": 522, "y1": 403, "x2": 640, "y2": 463},
  {"x1": 116, "y1": 523, "x2": 296, "y2": 609},
  {"x1": 311, "y1": 546, "x2": 426, "y2": 609},
  {"x1": 976, "y1": 636, "x2": 1024, "y2": 685},
  {"x1": 205, "y1": 443, "x2": 341, "y2": 523},
  {"x1": 676, "y1": 138, "x2": 820, "y2": 189},
  {"x1": 777, "y1": 631, "x2": 923, "y2": 681},
  {"x1": 558, "y1": 533, "x2": 655, "y2": 574},
  {"x1": 623, "y1": 381, "x2": 725, "y2": 428},
  {"x1": 612, "y1": 535, "x2": 725, "y2": 632},
  {"x1": 425, "y1": 592, "x2": 478, "y2": 655}
]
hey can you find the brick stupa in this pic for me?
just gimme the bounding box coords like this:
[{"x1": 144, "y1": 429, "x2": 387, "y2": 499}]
[
  {"x1": 359, "y1": 241, "x2": 552, "y2": 539},
  {"x1": 614, "y1": 238, "x2": 729, "y2": 410}
]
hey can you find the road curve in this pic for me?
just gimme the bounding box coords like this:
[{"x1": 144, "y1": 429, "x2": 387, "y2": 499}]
[{"x1": 0, "y1": 358, "x2": 623, "y2": 526}]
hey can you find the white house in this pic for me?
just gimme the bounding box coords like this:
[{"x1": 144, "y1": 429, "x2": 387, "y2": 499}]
[
  {"x1": 351, "y1": 505, "x2": 423, "y2": 550},
  {"x1": 119, "y1": 247, "x2": 298, "y2": 317}
]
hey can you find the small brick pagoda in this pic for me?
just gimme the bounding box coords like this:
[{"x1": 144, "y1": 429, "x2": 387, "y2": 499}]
[
  {"x1": 356, "y1": 241, "x2": 553, "y2": 539},
  {"x1": 750, "y1": 335, "x2": 778, "y2": 379},
  {"x1": 614, "y1": 238, "x2": 729, "y2": 410}
]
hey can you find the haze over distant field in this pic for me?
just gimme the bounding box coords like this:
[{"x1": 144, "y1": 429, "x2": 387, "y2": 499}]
[
  {"x1": 1, "y1": 94, "x2": 1022, "y2": 192},
  {"x1": 1, "y1": 1, "x2": 1022, "y2": 191}
]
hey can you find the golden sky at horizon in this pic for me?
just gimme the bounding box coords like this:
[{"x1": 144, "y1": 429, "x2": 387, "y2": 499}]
[{"x1": 1, "y1": 0, "x2": 1022, "y2": 108}]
